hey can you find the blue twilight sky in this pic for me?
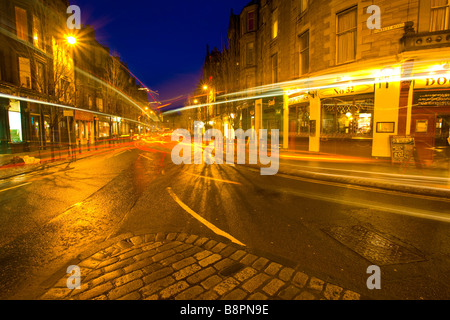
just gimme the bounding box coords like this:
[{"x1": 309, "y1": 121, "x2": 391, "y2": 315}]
[{"x1": 69, "y1": 0, "x2": 250, "y2": 106}]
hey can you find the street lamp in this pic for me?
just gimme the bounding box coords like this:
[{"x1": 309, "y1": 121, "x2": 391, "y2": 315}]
[{"x1": 66, "y1": 35, "x2": 77, "y2": 45}]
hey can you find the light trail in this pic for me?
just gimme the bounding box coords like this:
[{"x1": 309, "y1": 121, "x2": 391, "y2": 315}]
[
  {"x1": 161, "y1": 59, "x2": 450, "y2": 115},
  {"x1": 0, "y1": 22, "x2": 159, "y2": 122},
  {"x1": 0, "y1": 93, "x2": 149, "y2": 127}
]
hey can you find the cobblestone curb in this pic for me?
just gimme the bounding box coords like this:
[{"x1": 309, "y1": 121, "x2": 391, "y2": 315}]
[{"x1": 40, "y1": 233, "x2": 362, "y2": 301}]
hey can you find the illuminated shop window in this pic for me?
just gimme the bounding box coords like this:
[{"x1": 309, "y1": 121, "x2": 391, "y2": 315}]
[
  {"x1": 99, "y1": 121, "x2": 110, "y2": 137},
  {"x1": 9, "y1": 101, "x2": 22, "y2": 143},
  {"x1": 321, "y1": 98, "x2": 374, "y2": 137}
]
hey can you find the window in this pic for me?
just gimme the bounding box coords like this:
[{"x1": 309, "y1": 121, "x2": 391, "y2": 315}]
[
  {"x1": 272, "y1": 53, "x2": 278, "y2": 83},
  {"x1": 430, "y1": 0, "x2": 450, "y2": 31},
  {"x1": 299, "y1": 31, "x2": 310, "y2": 75},
  {"x1": 60, "y1": 79, "x2": 70, "y2": 101},
  {"x1": 300, "y1": 0, "x2": 308, "y2": 13},
  {"x1": 247, "y1": 11, "x2": 255, "y2": 32},
  {"x1": 18, "y1": 57, "x2": 31, "y2": 88},
  {"x1": 272, "y1": 9, "x2": 279, "y2": 39},
  {"x1": 32, "y1": 15, "x2": 44, "y2": 50},
  {"x1": 96, "y1": 97, "x2": 104, "y2": 112},
  {"x1": 99, "y1": 121, "x2": 110, "y2": 138},
  {"x1": 88, "y1": 96, "x2": 93, "y2": 108},
  {"x1": 337, "y1": 7, "x2": 357, "y2": 64},
  {"x1": 15, "y1": 7, "x2": 28, "y2": 41},
  {"x1": 36, "y1": 62, "x2": 45, "y2": 92},
  {"x1": 321, "y1": 97, "x2": 374, "y2": 137},
  {"x1": 9, "y1": 101, "x2": 23, "y2": 143},
  {"x1": 246, "y1": 42, "x2": 255, "y2": 66},
  {"x1": 0, "y1": 53, "x2": 3, "y2": 81}
]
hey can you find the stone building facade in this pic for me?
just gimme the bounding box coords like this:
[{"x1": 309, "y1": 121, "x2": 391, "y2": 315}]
[
  {"x1": 200, "y1": 0, "x2": 450, "y2": 165},
  {"x1": 0, "y1": 0, "x2": 152, "y2": 156}
]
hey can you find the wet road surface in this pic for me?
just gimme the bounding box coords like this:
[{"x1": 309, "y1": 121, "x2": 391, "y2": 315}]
[{"x1": 0, "y1": 141, "x2": 449, "y2": 300}]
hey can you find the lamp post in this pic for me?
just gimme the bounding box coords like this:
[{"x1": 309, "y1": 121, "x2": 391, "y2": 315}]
[{"x1": 63, "y1": 34, "x2": 78, "y2": 158}]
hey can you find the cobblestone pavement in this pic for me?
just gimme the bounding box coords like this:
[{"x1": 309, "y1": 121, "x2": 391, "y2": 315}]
[{"x1": 40, "y1": 233, "x2": 362, "y2": 300}]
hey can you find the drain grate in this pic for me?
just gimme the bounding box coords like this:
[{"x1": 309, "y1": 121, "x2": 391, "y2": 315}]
[{"x1": 322, "y1": 225, "x2": 426, "y2": 265}]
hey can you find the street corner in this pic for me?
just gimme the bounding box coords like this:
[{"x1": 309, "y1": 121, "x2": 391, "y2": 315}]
[{"x1": 39, "y1": 232, "x2": 362, "y2": 301}]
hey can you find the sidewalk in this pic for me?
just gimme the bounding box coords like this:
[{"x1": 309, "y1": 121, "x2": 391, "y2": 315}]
[
  {"x1": 40, "y1": 232, "x2": 363, "y2": 301},
  {"x1": 269, "y1": 149, "x2": 450, "y2": 198},
  {"x1": 0, "y1": 139, "x2": 135, "y2": 180}
]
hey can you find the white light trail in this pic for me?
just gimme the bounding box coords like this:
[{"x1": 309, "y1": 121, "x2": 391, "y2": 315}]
[{"x1": 0, "y1": 93, "x2": 148, "y2": 127}]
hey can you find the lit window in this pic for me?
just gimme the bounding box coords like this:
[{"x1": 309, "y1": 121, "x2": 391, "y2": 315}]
[
  {"x1": 32, "y1": 15, "x2": 43, "y2": 49},
  {"x1": 246, "y1": 42, "x2": 255, "y2": 66},
  {"x1": 430, "y1": 0, "x2": 450, "y2": 31},
  {"x1": 337, "y1": 7, "x2": 357, "y2": 64},
  {"x1": 15, "y1": 7, "x2": 28, "y2": 41},
  {"x1": 272, "y1": 9, "x2": 279, "y2": 39},
  {"x1": 300, "y1": 0, "x2": 308, "y2": 13},
  {"x1": 299, "y1": 31, "x2": 309, "y2": 75},
  {"x1": 18, "y1": 57, "x2": 31, "y2": 89}
]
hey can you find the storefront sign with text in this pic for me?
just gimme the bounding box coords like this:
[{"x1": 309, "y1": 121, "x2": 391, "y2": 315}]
[
  {"x1": 415, "y1": 74, "x2": 450, "y2": 89},
  {"x1": 320, "y1": 84, "x2": 374, "y2": 98}
]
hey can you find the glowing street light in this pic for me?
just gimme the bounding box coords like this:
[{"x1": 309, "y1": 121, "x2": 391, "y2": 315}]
[{"x1": 66, "y1": 35, "x2": 77, "y2": 45}]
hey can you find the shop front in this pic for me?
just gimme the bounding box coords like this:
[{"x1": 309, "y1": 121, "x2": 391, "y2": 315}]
[
  {"x1": 319, "y1": 84, "x2": 375, "y2": 158},
  {"x1": 1, "y1": 99, "x2": 32, "y2": 154},
  {"x1": 75, "y1": 110, "x2": 94, "y2": 148},
  {"x1": 412, "y1": 73, "x2": 450, "y2": 165},
  {"x1": 98, "y1": 116, "x2": 111, "y2": 139},
  {"x1": 286, "y1": 91, "x2": 310, "y2": 151},
  {"x1": 262, "y1": 96, "x2": 283, "y2": 146},
  {"x1": 240, "y1": 101, "x2": 255, "y2": 131}
]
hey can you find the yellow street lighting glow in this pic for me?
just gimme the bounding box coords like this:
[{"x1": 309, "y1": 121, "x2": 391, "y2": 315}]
[
  {"x1": 203, "y1": 85, "x2": 208, "y2": 90},
  {"x1": 66, "y1": 35, "x2": 77, "y2": 45}
]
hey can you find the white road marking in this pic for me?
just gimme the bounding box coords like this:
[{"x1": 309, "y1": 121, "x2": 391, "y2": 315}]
[
  {"x1": 166, "y1": 187, "x2": 246, "y2": 246},
  {"x1": 0, "y1": 182, "x2": 32, "y2": 193},
  {"x1": 139, "y1": 153, "x2": 153, "y2": 161}
]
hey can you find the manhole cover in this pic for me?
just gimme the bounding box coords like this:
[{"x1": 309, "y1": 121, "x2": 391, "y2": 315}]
[{"x1": 322, "y1": 225, "x2": 426, "y2": 265}]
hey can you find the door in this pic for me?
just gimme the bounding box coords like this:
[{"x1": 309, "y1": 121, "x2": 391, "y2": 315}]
[
  {"x1": 411, "y1": 114, "x2": 436, "y2": 165},
  {"x1": 289, "y1": 120, "x2": 296, "y2": 150},
  {"x1": 435, "y1": 114, "x2": 450, "y2": 160}
]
